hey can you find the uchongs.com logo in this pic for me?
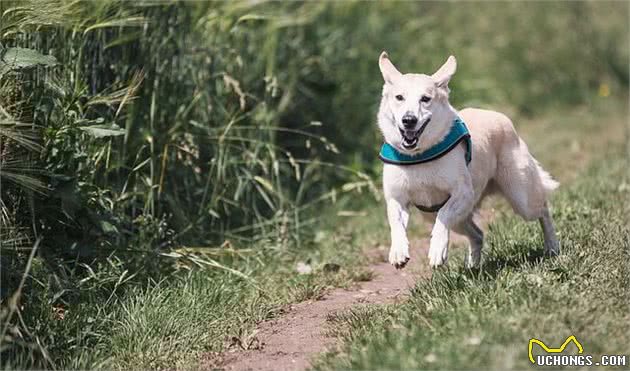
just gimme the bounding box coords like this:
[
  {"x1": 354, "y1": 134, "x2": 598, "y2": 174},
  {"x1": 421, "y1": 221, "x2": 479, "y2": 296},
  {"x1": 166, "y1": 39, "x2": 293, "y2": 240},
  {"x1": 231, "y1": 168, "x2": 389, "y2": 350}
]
[{"x1": 528, "y1": 335, "x2": 628, "y2": 367}]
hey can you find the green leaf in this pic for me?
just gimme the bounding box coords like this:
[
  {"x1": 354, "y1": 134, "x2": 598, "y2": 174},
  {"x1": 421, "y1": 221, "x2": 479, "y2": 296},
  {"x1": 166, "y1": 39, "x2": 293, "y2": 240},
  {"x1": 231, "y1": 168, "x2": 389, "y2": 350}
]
[
  {"x1": 99, "y1": 220, "x2": 118, "y2": 234},
  {"x1": 79, "y1": 123, "x2": 125, "y2": 138},
  {"x1": 83, "y1": 16, "x2": 146, "y2": 35},
  {"x1": 253, "y1": 176, "x2": 275, "y2": 193},
  {"x1": 0, "y1": 47, "x2": 57, "y2": 75}
]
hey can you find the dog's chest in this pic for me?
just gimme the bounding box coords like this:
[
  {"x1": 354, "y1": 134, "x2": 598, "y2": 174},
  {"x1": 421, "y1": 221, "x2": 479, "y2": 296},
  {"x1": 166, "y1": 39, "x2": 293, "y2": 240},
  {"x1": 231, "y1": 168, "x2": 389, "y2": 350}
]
[{"x1": 382, "y1": 161, "x2": 453, "y2": 209}]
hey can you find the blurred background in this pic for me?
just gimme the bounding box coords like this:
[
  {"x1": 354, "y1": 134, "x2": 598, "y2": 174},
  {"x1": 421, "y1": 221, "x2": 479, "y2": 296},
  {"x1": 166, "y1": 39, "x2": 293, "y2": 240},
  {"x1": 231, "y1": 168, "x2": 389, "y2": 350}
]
[{"x1": 0, "y1": 1, "x2": 628, "y2": 368}]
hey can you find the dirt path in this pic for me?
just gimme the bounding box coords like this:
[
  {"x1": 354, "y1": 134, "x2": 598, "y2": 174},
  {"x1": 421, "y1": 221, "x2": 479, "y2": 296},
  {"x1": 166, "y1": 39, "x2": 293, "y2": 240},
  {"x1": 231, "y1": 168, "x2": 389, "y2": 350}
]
[
  {"x1": 212, "y1": 209, "x2": 494, "y2": 371},
  {"x1": 217, "y1": 237, "x2": 431, "y2": 371}
]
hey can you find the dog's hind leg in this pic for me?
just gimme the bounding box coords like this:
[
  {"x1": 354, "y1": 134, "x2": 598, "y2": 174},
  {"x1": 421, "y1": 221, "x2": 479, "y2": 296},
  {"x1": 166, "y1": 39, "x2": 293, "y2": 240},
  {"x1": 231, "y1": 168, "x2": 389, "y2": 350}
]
[
  {"x1": 539, "y1": 205, "x2": 560, "y2": 256},
  {"x1": 496, "y1": 137, "x2": 560, "y2": 255},
  {"x1": 453, "y1": 215, "x2": 484, "y2": 268},
  {"x1": 495, "y1": 138, "x2": 559, "y2": 219}
]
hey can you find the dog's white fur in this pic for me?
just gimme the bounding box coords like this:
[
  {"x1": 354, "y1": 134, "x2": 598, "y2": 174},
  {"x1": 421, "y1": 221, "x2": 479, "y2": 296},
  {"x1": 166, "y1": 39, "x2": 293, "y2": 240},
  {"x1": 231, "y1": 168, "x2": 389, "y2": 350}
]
[{"x1": 377, "y1": 52, "x2": 560, "y2": 268}]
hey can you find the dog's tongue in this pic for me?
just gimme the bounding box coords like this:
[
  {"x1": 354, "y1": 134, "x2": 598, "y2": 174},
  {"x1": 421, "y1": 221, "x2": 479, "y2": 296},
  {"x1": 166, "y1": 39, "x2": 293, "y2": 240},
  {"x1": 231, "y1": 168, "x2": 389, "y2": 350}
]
[
  {"x1": 402, "y1": 130, "x2": 418, "y2": 141},
  {"x1": 402, "y1": 134, "x2": 419, "y2": 148}
]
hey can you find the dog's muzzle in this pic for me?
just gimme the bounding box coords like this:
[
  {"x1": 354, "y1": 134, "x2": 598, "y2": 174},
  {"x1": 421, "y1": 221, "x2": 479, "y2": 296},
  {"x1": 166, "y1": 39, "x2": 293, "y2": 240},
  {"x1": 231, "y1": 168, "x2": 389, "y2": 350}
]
[{"x1": 400, "y1": 117, "x2": 431, "y2": 149}]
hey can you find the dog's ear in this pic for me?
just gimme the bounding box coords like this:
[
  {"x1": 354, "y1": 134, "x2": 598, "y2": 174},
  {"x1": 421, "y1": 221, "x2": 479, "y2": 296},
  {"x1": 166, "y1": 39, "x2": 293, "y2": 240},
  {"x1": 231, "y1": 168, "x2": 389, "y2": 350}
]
[
  {"x1": 379, "y1": 51, "x2": 402, "y2": 85},
  {"x1": 432, "y1": 55, "x2": 457, "y2": 88}
]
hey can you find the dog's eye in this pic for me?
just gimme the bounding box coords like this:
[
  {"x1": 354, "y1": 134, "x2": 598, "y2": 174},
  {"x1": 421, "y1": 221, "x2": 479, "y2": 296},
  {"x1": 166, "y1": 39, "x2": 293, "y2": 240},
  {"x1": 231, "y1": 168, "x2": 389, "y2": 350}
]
[
  {"x1": 420, "y1": 96, "x2": 431, "y2": 103},
  {"x1": 395, "y1": 95, "x2": 404, "y2": 101}
]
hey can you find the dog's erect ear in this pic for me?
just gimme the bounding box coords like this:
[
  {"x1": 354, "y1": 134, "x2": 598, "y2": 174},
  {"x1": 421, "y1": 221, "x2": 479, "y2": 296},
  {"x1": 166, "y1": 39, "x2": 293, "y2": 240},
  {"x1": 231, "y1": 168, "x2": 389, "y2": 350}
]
[
  {"x1": 379, "y1": 51, "x2": 402, "y2": 85},
  {"x1": 432, "y1": 55, "x2": 457, "y2": 88}
]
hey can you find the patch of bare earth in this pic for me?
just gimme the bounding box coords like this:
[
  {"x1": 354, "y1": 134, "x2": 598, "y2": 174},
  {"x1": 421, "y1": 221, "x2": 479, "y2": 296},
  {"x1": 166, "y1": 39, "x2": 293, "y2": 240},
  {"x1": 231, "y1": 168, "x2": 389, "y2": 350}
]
[
  {"x1": 210, "y1": 211, "x2": 494, "y2": 371},
  {"x1": 211, "y1": 210, "x2": 494, "y2": 371},
  {"x1": 211, "y1": 243, "x2": 425, "y2": 371},
  {"x1": 202, "y1": 209, "x2": 494, "y2": 371}
]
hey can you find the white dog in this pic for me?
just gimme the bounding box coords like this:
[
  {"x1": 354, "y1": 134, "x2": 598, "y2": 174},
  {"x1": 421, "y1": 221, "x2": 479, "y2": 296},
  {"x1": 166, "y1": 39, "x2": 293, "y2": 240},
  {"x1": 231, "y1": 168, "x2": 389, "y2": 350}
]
[{"x1": 377, "y1": 52, "x2": 560, "y2": 269}]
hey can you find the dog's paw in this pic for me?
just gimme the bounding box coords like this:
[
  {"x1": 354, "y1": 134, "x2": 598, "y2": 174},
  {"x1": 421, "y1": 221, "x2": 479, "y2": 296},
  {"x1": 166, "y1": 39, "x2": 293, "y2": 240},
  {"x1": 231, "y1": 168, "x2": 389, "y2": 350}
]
[
  {"x1": 428, "y1": 233, "x2": 448, "y2": 268},
  {"x1": 544, "y1": 240, "x2": 560, "y2": 257},
  {"x1": 389, "y1": 243, "x2": 410, "y2": 269},
  {"x1": 465, "y1": 248, "x2": 481, "y2": 269},
  {"x1": 428, "y1": 245, "x2": 448, "y2": 267}
]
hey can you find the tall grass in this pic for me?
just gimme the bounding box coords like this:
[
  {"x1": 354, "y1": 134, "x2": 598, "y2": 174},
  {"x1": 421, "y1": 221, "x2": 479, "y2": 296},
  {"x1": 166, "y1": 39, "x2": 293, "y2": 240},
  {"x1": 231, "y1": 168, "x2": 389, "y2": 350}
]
[
  {"x1": 1, "y1": 1, "x2": 375, "y2": 366},
  {"x1": 0, "y1": 0, "x2": 627, "y2": 368},
  {"x1": 2, "y1": 1, "x2": 354, "y2": 253}
]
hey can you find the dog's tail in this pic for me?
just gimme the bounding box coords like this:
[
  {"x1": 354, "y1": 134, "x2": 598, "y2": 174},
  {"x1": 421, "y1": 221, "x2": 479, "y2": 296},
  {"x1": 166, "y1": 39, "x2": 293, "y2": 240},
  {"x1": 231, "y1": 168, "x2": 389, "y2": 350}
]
[{"x1": 534, "y1": 159, "x2": 560, "y2": 195}]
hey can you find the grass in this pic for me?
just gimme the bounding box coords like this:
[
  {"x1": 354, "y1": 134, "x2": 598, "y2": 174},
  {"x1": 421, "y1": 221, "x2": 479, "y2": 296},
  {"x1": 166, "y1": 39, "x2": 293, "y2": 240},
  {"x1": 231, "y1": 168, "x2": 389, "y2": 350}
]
[
  {"x1": 2, "y1": 198, "x2": 383, "y2": 370},
  {"x1": 313, "y1": 99, "x2": 630, "y2": 370}
]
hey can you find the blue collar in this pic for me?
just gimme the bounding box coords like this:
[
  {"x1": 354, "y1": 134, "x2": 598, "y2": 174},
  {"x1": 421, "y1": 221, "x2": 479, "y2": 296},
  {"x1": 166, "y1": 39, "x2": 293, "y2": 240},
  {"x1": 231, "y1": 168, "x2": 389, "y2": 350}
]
[{"x1": 379, "y1": 117, "x2": 472, "y2": 166}]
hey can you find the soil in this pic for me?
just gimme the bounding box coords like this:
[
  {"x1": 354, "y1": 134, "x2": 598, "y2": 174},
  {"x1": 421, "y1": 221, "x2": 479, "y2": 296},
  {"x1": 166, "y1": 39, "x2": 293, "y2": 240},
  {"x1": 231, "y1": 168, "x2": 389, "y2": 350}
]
[
  {"x1": 210, "y1": 238, "x2": 427, "y2": 371},
  {"x1": 212, "y1": 212, "x2": 493, "y2": 371}
]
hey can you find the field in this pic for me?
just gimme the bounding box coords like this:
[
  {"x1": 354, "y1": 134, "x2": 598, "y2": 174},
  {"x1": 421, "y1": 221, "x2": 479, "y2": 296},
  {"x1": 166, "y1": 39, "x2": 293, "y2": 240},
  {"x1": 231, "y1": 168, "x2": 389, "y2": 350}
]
[{"x1": 0, "y1": 1, "x2": 628, "y2": 370}]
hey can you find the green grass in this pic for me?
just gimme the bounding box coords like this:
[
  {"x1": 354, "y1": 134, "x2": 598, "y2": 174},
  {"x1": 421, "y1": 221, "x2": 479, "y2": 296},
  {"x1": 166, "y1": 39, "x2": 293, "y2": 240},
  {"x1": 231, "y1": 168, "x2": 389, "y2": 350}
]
[
  {"x1": 3, "y1": 199, "x2": 384, "y2": 370},
  {"x1": 313, "y1": 105, "x2": 630, "y2": 370}
]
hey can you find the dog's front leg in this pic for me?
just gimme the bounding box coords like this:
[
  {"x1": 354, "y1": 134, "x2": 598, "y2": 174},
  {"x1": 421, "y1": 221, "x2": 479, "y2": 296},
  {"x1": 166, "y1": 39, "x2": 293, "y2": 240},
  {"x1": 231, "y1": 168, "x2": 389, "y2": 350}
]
[
  {"x1": 428, "y1": 175, "x2": 475, "y2": 267},
  {"x1": 386, "y1": 198, "x2": 411, "y2": 269}
]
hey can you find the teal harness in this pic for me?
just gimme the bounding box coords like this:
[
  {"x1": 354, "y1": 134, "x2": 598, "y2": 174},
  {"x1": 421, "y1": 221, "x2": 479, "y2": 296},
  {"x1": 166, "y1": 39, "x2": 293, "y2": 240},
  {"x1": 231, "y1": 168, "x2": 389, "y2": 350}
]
[{"x1": 378, "y1": 117, "x2": 472, "y2": 212}]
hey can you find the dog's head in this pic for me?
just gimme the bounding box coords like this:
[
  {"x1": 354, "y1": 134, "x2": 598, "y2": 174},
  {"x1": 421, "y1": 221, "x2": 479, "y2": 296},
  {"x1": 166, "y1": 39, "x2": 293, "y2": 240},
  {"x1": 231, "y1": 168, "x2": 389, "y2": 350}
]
[{"x1": 377, "y1": 52, "x2": 457, "y2": 153}]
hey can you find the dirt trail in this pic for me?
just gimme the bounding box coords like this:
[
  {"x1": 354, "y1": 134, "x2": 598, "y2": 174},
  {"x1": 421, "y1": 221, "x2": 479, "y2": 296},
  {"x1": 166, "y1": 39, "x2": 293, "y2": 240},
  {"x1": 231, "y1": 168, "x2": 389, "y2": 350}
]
[
  {"x1": 216, "y1": 237, "x2": 430, "y2": 371},
  {"x1": 214, "y1": 210, "x2": 494, "y2": 371}
]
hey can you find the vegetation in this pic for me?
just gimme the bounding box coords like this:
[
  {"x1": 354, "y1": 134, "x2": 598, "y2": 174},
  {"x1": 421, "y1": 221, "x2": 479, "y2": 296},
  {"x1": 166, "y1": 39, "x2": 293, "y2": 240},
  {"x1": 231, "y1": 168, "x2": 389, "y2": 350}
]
[{"x1": 0, "y1": 1, "x2": 627, "y2": 369}]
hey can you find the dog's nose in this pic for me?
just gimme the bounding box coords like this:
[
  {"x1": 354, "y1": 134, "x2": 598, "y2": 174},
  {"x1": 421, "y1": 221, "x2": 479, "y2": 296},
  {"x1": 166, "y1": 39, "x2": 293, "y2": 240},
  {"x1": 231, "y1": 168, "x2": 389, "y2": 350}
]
[{"x1": 402, "y1": 113, "x2": 418, "y2": 128}]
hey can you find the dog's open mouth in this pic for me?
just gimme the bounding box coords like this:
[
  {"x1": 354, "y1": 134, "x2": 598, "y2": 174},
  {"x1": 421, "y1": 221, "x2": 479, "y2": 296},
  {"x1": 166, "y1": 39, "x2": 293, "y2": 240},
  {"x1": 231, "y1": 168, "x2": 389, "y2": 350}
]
[
  {"x1": 400, "y1": 129, "x2": 419, "y2": 149},
  {"x1": 399, "y1": 118, "x2": 431, "y2": 149}
]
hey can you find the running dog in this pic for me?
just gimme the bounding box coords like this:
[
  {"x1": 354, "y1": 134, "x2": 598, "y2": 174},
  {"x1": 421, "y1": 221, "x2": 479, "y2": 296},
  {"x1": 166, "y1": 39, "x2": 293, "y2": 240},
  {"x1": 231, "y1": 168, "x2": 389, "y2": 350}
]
[{"x1": 377, "y1": 52, "x2": 559, "y2": 268}]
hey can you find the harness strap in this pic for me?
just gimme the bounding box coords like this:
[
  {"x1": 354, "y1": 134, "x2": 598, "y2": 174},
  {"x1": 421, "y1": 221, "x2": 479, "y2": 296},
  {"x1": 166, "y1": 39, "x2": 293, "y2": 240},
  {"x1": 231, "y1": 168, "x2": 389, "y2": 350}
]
[
  {"x1": 378, "y1": 117, "x2": 472, "y2": 166},
  {"x1": 379, "y1": 117, "x2": 473, "y2": 213},
  {"x1": 415, "y1": 196, "x2": 450, "y2": 213}
]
